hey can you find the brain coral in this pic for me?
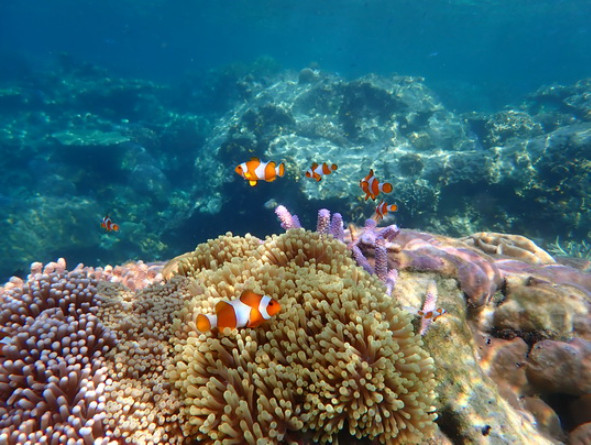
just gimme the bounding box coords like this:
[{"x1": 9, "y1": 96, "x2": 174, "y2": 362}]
[{"x1": 167, "y1": 229, "x2": 437, "y2": 444}]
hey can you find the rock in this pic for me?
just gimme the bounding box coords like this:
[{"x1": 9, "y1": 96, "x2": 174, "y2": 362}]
[{"x1": 527, "y1": 338, "x2": 591, "y2": 395}]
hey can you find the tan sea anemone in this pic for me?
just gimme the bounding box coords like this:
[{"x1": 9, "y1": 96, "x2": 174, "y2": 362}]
[{"x1": 167, "y1": 228, "x2": 437, "y2": 444}]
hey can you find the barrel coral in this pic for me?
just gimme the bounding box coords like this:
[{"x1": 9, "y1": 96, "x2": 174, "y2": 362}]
[{"x1": 167, "y1": 228, "x2": 437, "y2": 444}]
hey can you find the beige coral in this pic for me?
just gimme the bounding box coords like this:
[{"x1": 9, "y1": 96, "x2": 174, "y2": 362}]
[
  {"x1": 168, "y1": 229, "x2": 437, "y2": 444},
  {"x1": 461, "y1": 232, "x2": 555, "y2": 265}
]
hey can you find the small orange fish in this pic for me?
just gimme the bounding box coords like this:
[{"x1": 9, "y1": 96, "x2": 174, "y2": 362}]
[
  {"x1": 235, "y1": 157, "x2": 285, "y2": 187},
  {"x1": 418, "y1": 307, "x2": 447, "y2": 321},
  {"x1": 196, "y1": 290, "x2": 281, "y2": 332},
  {"x1": 305, "y1": 162, "x2": 337, "y2": 182},
  {"x1": 101, "y1": 215, "x2": 119, "y2": 232},
  {"x1": 375, "y1": 201, "x2": 398, "y2": 220},
  {"x1": 360, "y1": 169, "x2": 393, "y2": 200}
]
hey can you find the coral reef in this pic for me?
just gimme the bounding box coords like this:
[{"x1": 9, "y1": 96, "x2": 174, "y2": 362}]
[
  {"x1": 167, "y1": 229, "x2": 437, "y2": 444},
  {"x1": 275, "y1": 206, "x2": 591, "y2": 443},
  {"x1": 1, "y1": 204, "x2": 591, "y2": 443},
  {"x1": 2, "y1": 62, "x2": 591, "y2": 281}
]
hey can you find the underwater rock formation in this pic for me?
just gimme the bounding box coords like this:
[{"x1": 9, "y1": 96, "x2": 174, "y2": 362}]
[{"x1": 2, "y1": 64, "x2": 591, "y2": 281}]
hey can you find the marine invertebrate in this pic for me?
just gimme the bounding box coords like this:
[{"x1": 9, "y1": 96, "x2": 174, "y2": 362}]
[
  {"x1": 0, "y1": 264, "x2": 115, "y2": 444},
  {"x1": 167, "y1": 229, "x2": 437, "y2": 444},
  {"x1": 462, "y1": 232, "x2": 555, "y2": 265},
  {"x1": 0, "y1": 259, "x2": 189, "y2": 445}
]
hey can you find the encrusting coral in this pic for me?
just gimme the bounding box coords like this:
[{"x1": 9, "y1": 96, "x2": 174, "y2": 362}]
[{"x1": 167, "y1": 229, "x2": 438, "y2": 444}]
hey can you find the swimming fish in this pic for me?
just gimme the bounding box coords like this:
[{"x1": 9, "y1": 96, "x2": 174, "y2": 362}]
[
  {"x1": 417, "y1": 307, "x2": 447, "y2": 322},
  {"x1": 196, "y1": 290, "x2": 281, "y2": 332},
  {"x1": 360, "y1": 169, "x2": 393, "y2": 200},
  {"x1": 101, "y1": 215, "x2": 119, "y2": 232},
  {"x1": 375, "y1": 201, "x2": 398, "y2": 220},
  {"x1": 305, "y1": 162, "x2": 338, "y2": 182},
  {"x1": 235, "y1": 157, "x2": 285, "y2": 186}
]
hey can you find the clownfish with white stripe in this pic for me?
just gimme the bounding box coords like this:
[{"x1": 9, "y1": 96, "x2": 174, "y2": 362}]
[
  {"x1": 417, "y1": 307, "x2": 447, "y2": 322},
  {"x1": 360, "y1": 169, "x2": 393, "y2": 201},
  {"x1": 305, "y1": 162, "x2": 338, "y2": 182},
  {"x1": 100, "y1": 215, "x2": 119, "y2": 232},
  {"x1": 235, "y1": 157, "x2": 285, "y2": 187},
  {"x1": 374, "y1": 201, "x2": 398, "y2": 221},
  {"x1": 196, "y1": 290, "x2": 281, "y2": 333}
]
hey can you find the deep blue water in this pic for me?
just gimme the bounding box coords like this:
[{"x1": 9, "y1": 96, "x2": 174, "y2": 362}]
[
  {"x1": 0, "y1": 0, "x2": 590, "y2": 280},
  {"x1": 2, "y1": 0, "x2": 590, "y2": 110}
]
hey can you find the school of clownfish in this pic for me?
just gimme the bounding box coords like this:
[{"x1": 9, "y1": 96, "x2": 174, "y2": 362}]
[{"x1": 100, "y1": 156, "x2": 446, "y2": 333}]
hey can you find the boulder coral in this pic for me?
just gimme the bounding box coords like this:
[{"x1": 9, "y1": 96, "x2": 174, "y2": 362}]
[{"x1": 167, "y1": 229, "x2": 438, "y2": 444}]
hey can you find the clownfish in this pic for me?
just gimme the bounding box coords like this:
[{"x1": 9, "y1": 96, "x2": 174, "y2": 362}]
[
  {"x1": 417, "y1": 307, "x2": 447, "y2": 322},
  {"x1": 101, "y1": 215, "x2": 119, "y2": 232},
  {"x1": 375, "y1": 201, "x2": 398, "y2": 220},
  {"x1": 360, "y1": 169, "x2": 393, "y2": 200},
  {"x1": 196, "y1": 290, "x2": 281, "y2": 332},
  {"x1": 305, "y1": 162, "x2": 338, "y2": 182},
  {"x1": 235, "y1": 157, "x2": 285, "y2": 187}
]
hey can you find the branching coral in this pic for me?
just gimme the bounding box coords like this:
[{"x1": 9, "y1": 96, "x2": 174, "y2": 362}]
[{"x1": 167, "y1": 229, "x2": 437, "y2": 444}]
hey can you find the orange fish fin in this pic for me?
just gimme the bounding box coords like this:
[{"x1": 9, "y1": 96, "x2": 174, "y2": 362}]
[
  {"x1": 277, "y1": 163, "x2": 285, "y2": 177},
  {"x1": 250, "y1": 157, "x2": 260, "y2": 162},
  {"x1": 310, "y1": 162, "x2": 318, "y2": 170},
  {"x1": 331, "y1": 164, "x2": 338, "y2": 171},
  {"x1": 314, "y1": 173, "x2": 322, "y2": 182},
  {"x1": 112, "y1": 224, "x2": 120, "y2": 231},
  {"x1": 196, "y1": 314, "x2": 212, "y2": 332},
  {"x1": 215, "y1": 301, "x2": 237, "y2": 329},
  {"x1": 248, "y1": 180, "x2": 258, "y2": 187},
  {"x1": 239, "y1": 290, "x2": 263, "y2": 308},
  {"x1": 247, "y1": 306, "x2": 265, "y2": 328},
  {"x1": 390, "y1": 204, "x2": 398, "y2": 212},
  {"x1": 382, "y1": 183, "x2": 393, "y2": 193}
]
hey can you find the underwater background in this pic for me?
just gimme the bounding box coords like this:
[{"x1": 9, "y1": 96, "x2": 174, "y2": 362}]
[{"x1": 1, "y1": 0, "x2": 590, "y2": 281}]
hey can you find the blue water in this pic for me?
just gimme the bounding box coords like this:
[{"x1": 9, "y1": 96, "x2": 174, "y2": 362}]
[
  {"x1": 0, "y1": 0, "x2": 590, "y2": 281},
  {"x1": 2, "y1": 0, "x2": 590, "y2": 110}
]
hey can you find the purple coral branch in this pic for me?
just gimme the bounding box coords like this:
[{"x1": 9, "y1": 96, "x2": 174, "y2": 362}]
[
  {"x1": 317, "y1": 209, "x2": 331, "y2": 234},
  {"x1": 385, "y1": 269, "x2": 398, "y2": 297},
  {"x1": 351, "y1": 246, "x2": 374, "y2": 275},
  {"x1": 275, "y1": 205, "x2": 302, "y2": 230},
  {"x1": 330, "y1": 213, "x2": 345, "y2": 242},
  {"x1": 275, "y1": 204, "x2": 400, "y2": 293},
  {"x1": 374, "y1": 236, "x2": 388, "y2": 282}
]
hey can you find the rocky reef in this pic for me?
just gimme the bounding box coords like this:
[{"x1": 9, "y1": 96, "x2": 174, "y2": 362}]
[
  {"x1": 1, "y1": 207, "x2": 590, "y2": 444},
  {"x1": 1, "y1": 58, "x2": 591, "y2": 281}
]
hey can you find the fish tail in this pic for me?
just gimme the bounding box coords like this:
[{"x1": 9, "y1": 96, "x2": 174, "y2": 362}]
[{"x1": 277, "y1": 163, "x2": 285, "y2": 177}]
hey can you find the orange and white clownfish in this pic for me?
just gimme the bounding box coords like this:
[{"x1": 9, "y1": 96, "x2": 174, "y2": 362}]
[
  {"x1": 235, "y1": 157, "x2": 285, "y2": 187},
  {"x1": 101, "y1": 215, "x2": 119, "y2": 232},
  {"x1": 196, "y1": 290, "x2": 281, "y2": 332},
  {"x1": 375, "y1": 201, "x2": 398, "y2": 220},
  {"x1": 305, "y1": 162, "x2": 338, "y2": 182},
  {"x1": 360, "y1": 169, "x2": 393, "y2": 201},
  {"x1": 417, "y1": 307, "x2": 447, "y2": 322}
]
